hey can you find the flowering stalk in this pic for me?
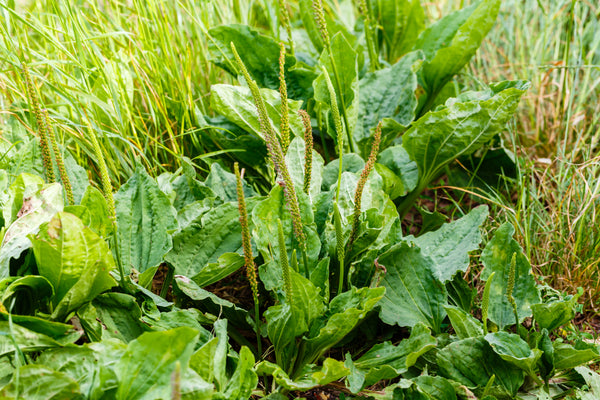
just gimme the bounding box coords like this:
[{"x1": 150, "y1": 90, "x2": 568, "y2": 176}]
[
  {"x1": 334, "y1": 202, "x2": 345, "y2": 293},
  {"x1": 83, "y1": 117, "x2": 126, "y2": 290},
  {"x1": 312, "y1": 0, "x2": 330, "y2": 48},
  {"x1": 235, "y1": 162, "x2": 262, "y2": 357},
  {"x1": 347, "y1": 121, "x2": 382, "y2": 251},
  {"x1": 278, "y1": 219, "x2": 293, "y2": 306},
  {"x1": 43, "y1": 109, "x2": 74, "y2": 205},
  {"x1": 21, "y1": 62, "x2": 55, "y2": 183},
  {"x1": 321, "y1": 67, "x2": 344, "y2": 201},
  {"x1": 312, "y1": 0, "x2": 355, "y2": 153},
  {"x1": 482, "y1": 272, "x2": 495, "y2": 333},
  {"x1": 278, "y1": 0, "x2": 294, "y2": 55},
  {"x1": 84, "y1": 119, "x2": 115, "y2": 220},
  {"x1": 231, "y1": 42, "x2": 309, "y2": 276},
  {"x1": 299, "y1": 110, "x2": 313, "y2": 195},
  {"x1": 359, "y1": 0, "x2": 379, "y2": 71},
  {"x1": 279, "y1": 43, "x2": 290, "y2": 152}
]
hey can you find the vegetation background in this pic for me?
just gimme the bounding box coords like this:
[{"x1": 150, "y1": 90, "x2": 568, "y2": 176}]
[
  {"x1": 3, "y1": 0, "x2": 598, "y2": 316},
  {"x1": 1, "y1": 0, "x2": 600, "y2": 397}
]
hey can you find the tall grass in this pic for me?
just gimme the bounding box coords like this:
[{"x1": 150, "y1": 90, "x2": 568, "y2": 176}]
[
  {"x1": 0, "y1": 0, "x2": 268, "y2": 184},
  {"x1": 434, "y1": 0, "x2": 600, "y2": 312}
]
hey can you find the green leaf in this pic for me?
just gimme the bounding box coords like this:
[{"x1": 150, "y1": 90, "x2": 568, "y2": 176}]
[
  {"x1": 265, "y1": 302, "x2": 307, "y2": 372},
  {"x1": 444, "y1": 305, "x2": 483, "y2": 339},
  {"x1": 297, "y1": 287, "x2": 384, "y2": 371},
  {"x1": 166, "y1": 200, "x2": 257, "y2": 285},
  {"x1": 63, "y1": 149, "x2": 89, "y2": 205},
  {"x1": 0, "y1": 321, "x2": 67, "y2": 357},
  {"x1": 6, "y1": 139, "x2": 45, "y2": 186},
  {"x1": 190, "y1": 319, "x2": 228, "y2": 389},
  {"x1": 553, "y1": 342, "x2": 600, "y2": 370},
  {"x1": 191, "y1": 252, "x2": 245, "y2": 288},
  {"x1": 141, "y1": 309, "x2": 212, "y2": 345},
  {"x1": 485, "y1": 332, "x2": 542, "y2": 375},
  {"x1": 36, "y1": 341, "x2": 127, "y2": 400},
  {"x1": 0, "y1": 365, "x2": 82, "y2": 399},
  {"x1": 413, "y1": 375, "x2": 458, "y2": 400},
  {"x1": 406, "y1": 206, "x2": 488, "y2": 283},
  {"x1": 157, "y1": 161, "x2": 216, "y2": 211},
  {"x1": 205, "y1": 162, "x2": 255, "y2": 203},
  {"x1": 354, "y1": 51, "x2": 423, "y2": 156},
  {"x1": 115, "y1": 327, "x2": 199, "y2": 400},
  {"x1": 208, "y1": 24, "x2": 317, "y2": 102},
  {"x1": 0, "y1": 275, "x2": 53, "y2": 316},
  {"x1": 221, "y1": 346, "x2": 258, "y2": 400},
  {"x1": 189, "y1": 337, "x2": 219, "y2": 385},
  {"x1": 2, "y1": 173, "x2": 44, "y2": 227},
  {"x1": 446, "y1": 273, "x2": 477, "y2": 312},
  {"x1": 437, "y1": 337, "x2": 524, "y2": 397},
  {"x1": 115, "y1": 163, "x2": 177, "y2": 277},
  {"x1": 29, "y1": 212, "x2": 116, "y2": 321},
  {"x1": 256, "y1": 358, "x2": 350, "y2": 391},
  {"x1": 0, "y1": 182, "x2": 63, "y2": 275},
  {"x1": 378, "y1": 241, "x2": 447, "y2": 332},
  {"x1": 80, "y1": 186, "x2": 113, "y2": 238},
  {"x1": 93, "y1": 293, "x2": 150, "y2": 343},
  {"x1": 481, "y1": 223, "x2": 541, "y2": 329},
  {"x1": 0, "y1": 313, "x2": 78, "y2": 342},
  {"x1": 537, "y1": 329, "x2": 554, "y2": 382},
  {"x1": 252, "y1": 186, "x2": 320, "y2": 273},
  {"x1": 531, "y1": 296, "x2": 578, "y2": 332},
  {"x1": 210, "y1": 84, "x2": 304, "y2": 141},
  {"x1": 198, "y1": 115, "x2": 268, "y2": 169},
  {"x1": 575, "y1": 367, "x2": 600, "y2": 400},
  {"x1": 346, "y1": 323, "x2": 436, "y2": 392},
  {"x1": 285, "y1": 137, "x2": 325, "y2": 200},
  {"x1": 402, "y1": 81, "x2": 529, "y2": 188},
  {"x1": 174, "y1": 275, "x2": 252, "y2": 330},
  {"x1": 321, "y1": 154, "x2": 364, "y2": 191},
  {"x1": 377, "y1": 145, "x2": 419, "y2": 197},
  {"x1": 415, "y1": 0, "x2": 501, "y2": 100},
  {"x1": 371, "y1": 0, "x2": 425, "y2": 60}
]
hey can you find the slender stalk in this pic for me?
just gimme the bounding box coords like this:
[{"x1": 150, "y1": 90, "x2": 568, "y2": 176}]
[
  {"x1": 43, "y1": 109, "x2": 74, "y2": 205},
  {"x1": 231, "y1": 42, "x2": 309, "y2": 276},
  {"x1": 312, "y1": 0, "x2": 355, "y2": 153},
  {"x1": 321, "y1": 66, "x2": 344, "y2": 200},
  {"x1": 278, "y1": 43, "x2": 290, "y2": 152},
  {"x1": 278, "y1": 219, "x2": 293, "y2": 306},
  {"x1": 235, "y1": 163, "x2": 262, "y2": 358},
  {"x1": 334, "y1": 202, "x2": 345, "y2": 293},
  {"x1": 21, "y1": 62, "x2": 55, "y2": 183},
  {"x1": 347, "y1": 121, "x2": 382, "y2": 251},
  {"x1": 83, "y1": 117, "x2": 126, "y2": 289},
  {"x1": 299, "y1": 110, "x2": 313, "y2": 195},
  {"x1": 278, "y1": 0, "x2": 294, "y2": 55},
  {"x1": 358, "y1": 0, "x2": 379, "y2": 71},
  {"x1": 84, "y1": 119, "x2": 115, "y2": 220},
  {"x1": 482, "y1": 272, "x2": 495, "y2": 333}
]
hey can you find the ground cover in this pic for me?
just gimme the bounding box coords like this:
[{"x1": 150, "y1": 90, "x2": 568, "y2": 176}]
[{"x1": 0, "y1": 0, "x2": 599, "y2": 398}]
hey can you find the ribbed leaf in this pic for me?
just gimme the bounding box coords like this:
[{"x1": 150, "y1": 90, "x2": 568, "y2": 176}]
[
  {"x1": 403, "y1": 81, "x2": 529, "y2": 186},
  {"x1": 115, "y1": 164, "x2": 177, "y2": 277},
  {"x1": 378, "y1": 241, "x2": 447, "y2": 332},
  {"x1": 481, "y1": 223, "x2": 540, "y2": 329},
  {"x1": 115, "y1": 327, "x2": 199, "y2": 400},
  {"x1": 30, "y1": 212, "x2": 116, "y2": 321}
]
